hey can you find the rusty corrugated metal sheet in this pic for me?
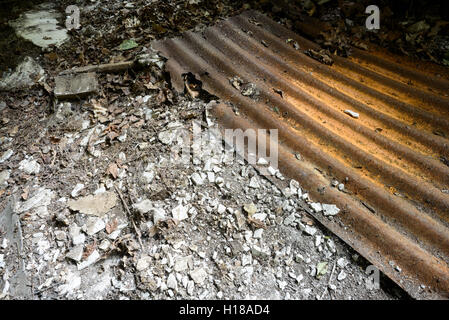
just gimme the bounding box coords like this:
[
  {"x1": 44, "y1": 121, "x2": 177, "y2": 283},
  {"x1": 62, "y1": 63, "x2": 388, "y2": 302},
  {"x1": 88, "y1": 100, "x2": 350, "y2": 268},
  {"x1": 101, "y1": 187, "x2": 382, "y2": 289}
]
[{"x1": 152, "y1": 10, "x2": 449, "y2": 299}]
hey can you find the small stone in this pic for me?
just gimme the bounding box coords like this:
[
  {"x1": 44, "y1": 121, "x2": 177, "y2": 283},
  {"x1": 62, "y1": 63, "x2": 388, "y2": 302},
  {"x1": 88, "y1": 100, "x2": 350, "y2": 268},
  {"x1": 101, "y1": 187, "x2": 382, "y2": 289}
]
[
  {"x1": 249, "y1": 176, "x2": 260, "y2": 188},
  {"x1": 142, "y1": 171, "x2": 154, "y2": 184},
  {"x1": 172, "y1": 204, "x2": 188, "y2": 221},
  {"x1": 215, "y1": 177, "x2": 224, "y2": 187},
  {"x1": 174, "y1": 256, "x2": 192, "y2": 272},
  {"x1": 191, "y1": 172, "x2": 204, "y2": 186},
  {"x1": 310, "y1": 202, "x2": 322, "y2": 212},
  {"x1": 322, "y1": 204, "x2": 340, "y2": 216},
  {"x1": 338, "y1": 183, "x2": 345, "y2": 191},
  {"x1": 84, "y1": 217, "x2": 105, "y2": 236},
  {"x1": 337, "y1": 270, "x2": 347, "y2": 281},
  {"x1": 207, "y1": 172, "x2": 215, "y2": 183},
  {"x1": 167, "y1": 274, "x2": 178, "y2": 291},
  {"x1": 18, "y1": 156, "x2": 40, "y2": 174},
  {"x1": 132, "y1": 199, "x2": 153, "y2": 214},
  {"x1": 69, "y1": 224, "x2": 85, "y2": 246},
  {"x1": 190, "y1": 268, "x2": 207, "y2": 284},
  {"x1": 66, "y1": 245, "x2": 84, "y2": 262},
  {"x1": 303, "y1": 225, "x2": 317, "y2": 236},
  {"x1": 136, "y1": 256, "x2": 150, "y2": 271},
  {"x1": 0, "y1": 149, "x2": 13, "y2": 164},
  {"x1": 71, "y1": 184, "x2": 84, "y2": 197},
  {"x1": 0, "y1": 170, "x2": 10, "y2": 187},
  {"x1": 217, "y1": 204, "x2": 226, "y2": 214},
  {"x1": 152, "y1": 208, "x2": 167, "y2": 224},
  {"x1": 337, "y1": 257, "x2": 348, "y2": 268},
  {"x1": 67, "y1": 192, "x2": 117, "y2": 217},
  {"x1": 187, "y1": 280, "x2": 195, "y2": 295},
  {"x1": 253, "y1": 229, "x2": 264, "y2": 239},
  {"x1": 243, "y1": 203, "x2": 257, "y2": 216},
  {"x1": 54, "y1": 230, "x2": 66, "y2": 241},
  {"x1": 241, "y1": 254, "x2": 252, "y2": 266},
  {"x1": 257, "y1": 157, "x2": 269, "y2": 166}
]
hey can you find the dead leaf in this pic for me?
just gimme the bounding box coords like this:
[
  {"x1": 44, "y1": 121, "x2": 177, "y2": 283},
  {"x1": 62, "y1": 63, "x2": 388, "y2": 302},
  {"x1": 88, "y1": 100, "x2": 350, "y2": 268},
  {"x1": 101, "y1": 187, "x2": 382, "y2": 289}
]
[
  {"x1": 106, "y1": 219, "x2": 118, "y2": 234},
  {"x1": 83, "y1": 240, "x2": 97, "y2": 260},
  {"x1": 107, "y1": 162, "x2": 119, "y2": 179}
]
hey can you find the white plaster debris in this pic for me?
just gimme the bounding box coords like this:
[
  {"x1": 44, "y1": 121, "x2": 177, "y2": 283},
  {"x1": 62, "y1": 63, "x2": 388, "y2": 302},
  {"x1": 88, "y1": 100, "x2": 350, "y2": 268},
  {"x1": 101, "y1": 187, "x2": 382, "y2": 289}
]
[
  {"x1": 344, "y1": 110, "x2": 359, "y2": 119},
  {"x1": 18, "y1": 156, "x2": 41, "y2": 174},
  {"x1": 71, "y1": 184, "x2": 85, "y2": 197},
  {"x1": 172, "y1": 204, "x2": 188, "y2": 221},
  {"x1": 322, "y1": 204, "x2": 340, "y2": 216}
]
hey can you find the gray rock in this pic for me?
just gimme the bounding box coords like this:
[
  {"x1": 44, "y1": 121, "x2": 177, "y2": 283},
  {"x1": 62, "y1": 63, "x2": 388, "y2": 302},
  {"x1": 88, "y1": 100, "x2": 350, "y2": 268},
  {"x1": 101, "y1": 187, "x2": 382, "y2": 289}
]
[
  {"x1": 0, "y1": 57, "x2": 45, "y2": 90},
  {"x1": 10, "y1": 5, "x2": 69, "y2": 48},
  {"x1": 66, "y1": 245, "x2": 84, "y2": 262},
  {"x1": 0, "y1": 170, "x2": 10, "y2": 187},
  {"x1": 0, "y1": 150, "x2": 13, "y2": 164}
]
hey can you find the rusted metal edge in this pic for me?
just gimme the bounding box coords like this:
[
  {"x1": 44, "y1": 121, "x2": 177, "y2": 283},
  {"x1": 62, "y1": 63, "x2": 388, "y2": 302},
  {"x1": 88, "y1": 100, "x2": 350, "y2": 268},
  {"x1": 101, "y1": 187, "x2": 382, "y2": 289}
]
[{"x1": 152, "y1": 11, "x2": 449, "y2": 299}]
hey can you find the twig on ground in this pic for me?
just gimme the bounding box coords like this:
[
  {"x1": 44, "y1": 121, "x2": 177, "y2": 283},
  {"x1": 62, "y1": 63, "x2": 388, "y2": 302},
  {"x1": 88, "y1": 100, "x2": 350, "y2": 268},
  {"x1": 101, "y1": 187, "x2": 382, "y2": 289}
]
[{"x1": 114, "y1": 185, "x2": 144, "y2": 251}]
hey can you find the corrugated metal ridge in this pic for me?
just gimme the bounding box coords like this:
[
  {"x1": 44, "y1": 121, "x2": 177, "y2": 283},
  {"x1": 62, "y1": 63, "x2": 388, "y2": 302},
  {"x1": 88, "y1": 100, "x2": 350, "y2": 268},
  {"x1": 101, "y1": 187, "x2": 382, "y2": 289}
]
[{"x1": 152, "y1": 10, "x2": 449, "y2": 299}]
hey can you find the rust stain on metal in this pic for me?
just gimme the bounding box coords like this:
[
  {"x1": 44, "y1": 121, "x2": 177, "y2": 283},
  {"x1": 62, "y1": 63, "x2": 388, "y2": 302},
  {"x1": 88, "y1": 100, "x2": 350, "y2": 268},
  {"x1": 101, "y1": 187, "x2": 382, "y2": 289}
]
[{"x1": 152, "y1": 10, "x2": 449, "y2": 299}]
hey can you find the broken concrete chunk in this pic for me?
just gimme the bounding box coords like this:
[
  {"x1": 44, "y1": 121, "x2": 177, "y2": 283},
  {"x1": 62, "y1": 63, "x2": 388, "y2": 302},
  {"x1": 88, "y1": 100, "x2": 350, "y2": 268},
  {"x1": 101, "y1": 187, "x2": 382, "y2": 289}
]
[
  {"x1": 310, "y1": 202, "x2": 323, "y2": 212},
  {"x1": 54, "y1": 72, "x2": 99, "y2": 99},
  {"x1": 84, "y1": 217, "x2": 106, "y2": 236},
  {"x1": 66, "y1": 245, "x2": 84, "y2": 262},
  {"x1": 190, "y1": 268, "x2": 207, "y2": 284},
  {"x1": 67, "y1": 192, "x2": 117, "y2": 217},
  {"x1": 152, "y1": 207, "x2": 167, "y2": 224},
  {"x1": 17, "y1": 188, "x2": 54, "y2": 213},
  {"x1": 71, "y1": 184, "x2": 84, "y2": 198},
  {"x1": 18, "y1": 157, "x2": 41, "y2": 174},
  {"x1": 322, "y1": 204, "x2": 340, "y2": 216},
  {"x1": 132, "y1": 199, "x2": 153, "y2": 215},
  {"x1": 172, "y1": 204, "x2": 188, "y2": 221}
]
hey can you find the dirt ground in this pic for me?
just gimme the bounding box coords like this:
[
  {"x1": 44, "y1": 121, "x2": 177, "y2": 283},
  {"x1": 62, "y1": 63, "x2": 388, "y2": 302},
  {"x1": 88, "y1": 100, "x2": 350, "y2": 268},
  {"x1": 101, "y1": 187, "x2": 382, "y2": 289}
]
[{"x1": 0, "y1": 0, "x2": 432, "y2": 300}]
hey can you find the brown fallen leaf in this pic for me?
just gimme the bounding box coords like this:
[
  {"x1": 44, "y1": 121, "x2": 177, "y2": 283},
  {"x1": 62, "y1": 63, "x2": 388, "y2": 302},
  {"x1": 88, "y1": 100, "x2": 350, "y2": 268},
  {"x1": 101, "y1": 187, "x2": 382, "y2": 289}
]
[
  {"x1": 21, "y1": 187, "x2": 29, "y2": 201},
  {"x1": 82, "y1": 240, "x2": 97, "y2": 260},
  {"x1": 106, "y1": 219, "x2": 118, "y2": 234},
  {"x1": 107, "y1": 162, "x2": 119, "y2": 179},
  {"x1": 247, "y1": 217, "x2": 267, "y2": 229}
]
